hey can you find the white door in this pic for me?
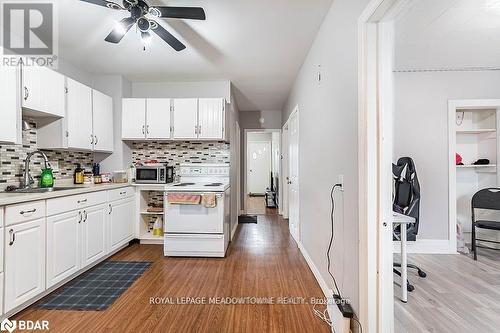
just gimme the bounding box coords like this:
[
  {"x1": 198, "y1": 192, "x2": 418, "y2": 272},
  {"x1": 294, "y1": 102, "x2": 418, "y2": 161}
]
[
  {"x1": 92, "y1": 90, "x2": 114, "y2": 152},
  {"x1": 198, "y1": 98, "x2": 224, "y2": 139},
  {"x1": 288, "y1": 111, "x2": 299, "y2": 242},
  {"x1": 22, "y1": 66, "x2": 65, "y2": 117},
  {"x1": 247, "y1": 141, "x2": 272, "y2": 195},
  {"x1": 122, "y1": 98, "x2": 146, "y2": 140},
  {"x1": 4, "y1": 218, "x2": 46, "y2": 312},
  {"x1": 81, "y1": 205, "x2": 107, "y2": 268},
  {"x1": 0, "y1": 65, "x2": 21, "y2": 144},
  {"x1": 67, "y1": 78, "x2": 93, "y2": 150},
  {"x1": 281, "y1": 124, "x2": 289, "y2": 218},
  {"x1": 46, "y1": 211, "x2": 80, "y2": 288},
  {"x1": 173, "y1": 98, "x2": 198, "y2": 139},
  {"x1": 109, "y1": 198, "x2": 134, "y2": 252},
  {"x1": 146, "y1": 99, "x2": 171, "y2": 139}
]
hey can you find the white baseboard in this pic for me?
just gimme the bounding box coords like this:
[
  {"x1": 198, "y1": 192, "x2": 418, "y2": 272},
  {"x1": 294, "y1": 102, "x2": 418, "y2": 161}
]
[
  {"x1": 393, "y1": 239, "x2": 457, "y2": 254},
  {"x1": 298, "y1": 242, "x2": 350, "y2": 333}
]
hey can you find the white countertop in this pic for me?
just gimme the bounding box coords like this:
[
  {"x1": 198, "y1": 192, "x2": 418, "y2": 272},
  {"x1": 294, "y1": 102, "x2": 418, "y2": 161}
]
[{"x1": 0, "y1": 183, "x2": 131, "y2": 206}]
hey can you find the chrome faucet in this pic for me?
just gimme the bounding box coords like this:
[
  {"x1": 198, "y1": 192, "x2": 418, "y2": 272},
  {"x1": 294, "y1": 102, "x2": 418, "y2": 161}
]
[{"x1": 22, "y1": 150, "x2": 51, "y2": 189}]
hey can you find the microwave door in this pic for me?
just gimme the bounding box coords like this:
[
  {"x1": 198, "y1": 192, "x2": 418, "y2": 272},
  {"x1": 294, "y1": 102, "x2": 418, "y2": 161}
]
[{"x1": 137, "y1": 168, "x2": 158, "y2": 183}]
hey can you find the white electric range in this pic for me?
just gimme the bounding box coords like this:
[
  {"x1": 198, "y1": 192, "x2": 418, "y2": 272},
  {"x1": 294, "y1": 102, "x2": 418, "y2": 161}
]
[{"x1": 163, "y1": 164, "x2": 231, "y2": 257}]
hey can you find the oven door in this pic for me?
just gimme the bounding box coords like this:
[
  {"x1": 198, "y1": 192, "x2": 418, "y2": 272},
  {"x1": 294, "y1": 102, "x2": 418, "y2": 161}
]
[
  {"x1": 136, "y1": 168, "x2": 159, "y2": 183},
  {"x1": 165, "y1": 192, "x2": 225, "y2": 234}
]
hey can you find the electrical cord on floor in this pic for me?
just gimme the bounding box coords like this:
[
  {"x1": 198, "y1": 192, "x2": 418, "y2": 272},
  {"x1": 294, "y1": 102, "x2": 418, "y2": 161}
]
[
  {"x1": 327, "y1": 183, "x2": 343, "y2": 298},
  {"x1": 352, "y1": 317, "x2": 363, "y2": 333},
  {"x1": 312, "y1": 302, "x2": 334, "y2": 332}
]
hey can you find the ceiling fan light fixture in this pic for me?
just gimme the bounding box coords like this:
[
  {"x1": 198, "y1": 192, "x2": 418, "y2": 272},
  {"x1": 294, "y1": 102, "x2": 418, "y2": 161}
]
[
  {"x1": 149, "y1": 7, "x2": 161, "y2": 17},
  {"x1": 137, "y1": 17, "x2": 151, "y2": 32},
  {"x1": 141, "y1": 31, "x2": 152, "y2": 45}
]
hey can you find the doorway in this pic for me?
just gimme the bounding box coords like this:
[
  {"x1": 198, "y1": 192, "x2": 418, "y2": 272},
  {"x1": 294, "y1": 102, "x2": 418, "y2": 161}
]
[
  {"x1": 287, "y1": 108, "x2": 299, "y2": 243},
  {"x1": 244, "y1": 129, "x2": 281, "y2": 215}
]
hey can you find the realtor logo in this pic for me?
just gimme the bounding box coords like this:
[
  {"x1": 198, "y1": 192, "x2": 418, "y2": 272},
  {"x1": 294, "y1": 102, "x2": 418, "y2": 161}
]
[
  {"x1": 0, "y1": 319, "x2": 16, "y2": 333},
  {"x1": 1, "y1": 1, "x2": 58, "y2": 68}
]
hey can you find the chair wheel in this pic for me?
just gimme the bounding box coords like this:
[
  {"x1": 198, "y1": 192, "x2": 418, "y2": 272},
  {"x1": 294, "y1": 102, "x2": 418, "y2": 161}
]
[
  {"x1": 418, "y1": 271, "x2": 427, "y2": 278},
  {"x1": 407, "y1": 284, "x2": 414, "y2": 292}
]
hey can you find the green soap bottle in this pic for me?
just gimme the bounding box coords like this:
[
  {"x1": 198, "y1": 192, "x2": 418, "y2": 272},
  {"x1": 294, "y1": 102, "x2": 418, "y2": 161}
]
[{"x1": 40, "y1": 168, "x2": 54, "y2": 188}]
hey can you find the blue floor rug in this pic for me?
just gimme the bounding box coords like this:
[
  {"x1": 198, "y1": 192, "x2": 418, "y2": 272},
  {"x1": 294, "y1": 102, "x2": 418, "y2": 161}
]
[{"x1": 37, "y1": 261, "x2": 152, "y2": 311}]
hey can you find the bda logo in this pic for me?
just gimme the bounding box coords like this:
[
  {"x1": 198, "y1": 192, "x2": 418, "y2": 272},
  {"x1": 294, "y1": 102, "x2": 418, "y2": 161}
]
[{"x1": 0, "y1": 318, "x2": 16, "y2": 333}]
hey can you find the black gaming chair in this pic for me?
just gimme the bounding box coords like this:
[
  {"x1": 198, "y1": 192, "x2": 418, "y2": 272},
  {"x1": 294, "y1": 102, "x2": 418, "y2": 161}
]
[{"x1": 393, "y1": 157, "x2": 427, "y2": 292}]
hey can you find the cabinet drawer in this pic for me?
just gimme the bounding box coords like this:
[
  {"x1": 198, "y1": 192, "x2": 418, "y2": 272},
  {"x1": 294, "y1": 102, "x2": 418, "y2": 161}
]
[
  {"x1": 108, "y1": 187, "x2": 134, "y2": 202},
  {"x1": 47, "y1": 191, "x2": 107, "y2": 216},
  {"x1": 5, "y1": 201, "x2": 45, "y2": 226}
]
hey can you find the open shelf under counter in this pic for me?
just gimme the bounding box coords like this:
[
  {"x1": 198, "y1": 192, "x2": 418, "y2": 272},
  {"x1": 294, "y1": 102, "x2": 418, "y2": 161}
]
[
  {"x1": 140, "y1": 211, "x2": 164, "y2": 215},
  {"x1": 139, "y1": 232, "x2": 164, "y2": 245}
]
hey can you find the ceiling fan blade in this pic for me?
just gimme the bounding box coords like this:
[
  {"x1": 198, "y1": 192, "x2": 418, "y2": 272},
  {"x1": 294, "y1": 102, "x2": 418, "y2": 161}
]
[
  {"x1": 154, "y1": 7, "x2": 206, "y2": 20},
  {"x1": 150, "y1": 21, "x2": 186, "y2": 51},
  {"x1": 105, "y1": 17, "x2": 135, "y2": 44},
  {"x1": 80, "y1": 0, "x2": 124, "y2": 10}
]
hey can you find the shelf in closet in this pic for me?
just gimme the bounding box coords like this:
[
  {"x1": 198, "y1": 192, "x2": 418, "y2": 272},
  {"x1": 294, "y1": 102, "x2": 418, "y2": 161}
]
[
  {"x1": 456, "y1": 164, "x2": 497, "y2": 172},
  {"x1": 456, "y1": 129, "x2": 496, "y2": 134}
]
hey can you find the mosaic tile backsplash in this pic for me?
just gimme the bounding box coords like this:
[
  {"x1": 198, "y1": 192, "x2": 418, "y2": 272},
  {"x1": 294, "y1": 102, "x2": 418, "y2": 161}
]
[
  {"x1": 130, "y1": 141, "x2": 230, "y2": 169},
  {"x1": 0, "y1": 120, "x2": 94, "y2": 190}
]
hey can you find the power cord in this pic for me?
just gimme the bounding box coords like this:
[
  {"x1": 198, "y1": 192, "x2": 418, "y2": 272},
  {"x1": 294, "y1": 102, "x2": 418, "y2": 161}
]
[{"x1": 327, "y1": 183, "x2": 343, "y2": 298}]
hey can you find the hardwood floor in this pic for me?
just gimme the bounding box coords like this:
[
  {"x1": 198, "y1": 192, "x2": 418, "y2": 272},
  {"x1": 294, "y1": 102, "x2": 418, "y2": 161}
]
[
  {"x1": 394, "y1": 249, "x2": 500, "y2": 333},
  {"x1": 245, "y1": 195, "x2": 277, "y2": 215},
  {"x1": 14, "y1": 214, "x2": 330, "y2": 332}
]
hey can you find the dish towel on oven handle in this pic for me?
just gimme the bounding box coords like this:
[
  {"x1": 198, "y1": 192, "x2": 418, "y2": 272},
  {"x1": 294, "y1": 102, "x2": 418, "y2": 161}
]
[
  {"x1": 167, "y1": 193, "x2": 202, "y2": 205},
  {"x1": 202, "y1": 193, "x2": 217, "y2": 208}
]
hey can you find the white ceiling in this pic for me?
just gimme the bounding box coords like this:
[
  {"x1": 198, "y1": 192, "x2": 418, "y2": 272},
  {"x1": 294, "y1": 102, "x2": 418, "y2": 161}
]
[
  {"x1": 58, "y1": 0, "x2": 333, "y2": 111},
  {"x1": 395, "y1": 0, "x2": 500, "y2": 70}
]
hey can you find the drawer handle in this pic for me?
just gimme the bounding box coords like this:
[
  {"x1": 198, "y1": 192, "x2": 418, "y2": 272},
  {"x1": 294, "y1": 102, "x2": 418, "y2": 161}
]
[
  {"x1": 9, "y1": 229, "x2": 15, "y2": 246},
  {"x1": 20, "y1": 208, "x2": 36, "y2": 215},
  {"x1": 77, "y1": 199, "x2": 88, "y2": 204},
  {"x1": 120, "y1": 191, "x2": 127, "y2": 195}
]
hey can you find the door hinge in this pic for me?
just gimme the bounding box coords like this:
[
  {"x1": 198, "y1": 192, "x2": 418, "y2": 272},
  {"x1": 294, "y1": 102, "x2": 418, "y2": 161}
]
[
  {"x1": 64, "y1": 87, "x2": 68, "y2": 94},
  {"x1": 65, "y1": 131, "x2": 69, "y2": 137}
]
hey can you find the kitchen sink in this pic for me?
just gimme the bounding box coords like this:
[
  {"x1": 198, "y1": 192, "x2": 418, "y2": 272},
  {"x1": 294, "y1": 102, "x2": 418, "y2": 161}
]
[{"x1": 8, "y1": 187, "x2": 82, "y2": 194}]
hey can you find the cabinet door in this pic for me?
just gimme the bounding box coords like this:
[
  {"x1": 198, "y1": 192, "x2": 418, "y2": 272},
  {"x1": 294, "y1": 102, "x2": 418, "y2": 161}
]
[
  {"x1": 67, "y1": 78, "x2": 93, "y2": 150},
  {"x1": 173, "y1": 98, "x2": 198, "y2": 139},
  {"x1": 0, "y1": 65, "x2": 21, "y2": 144},
  {"x1": 92, "y1": 90, "x2": 114, "y2": 152},
  {"x1": 46, "y1": 211, "x2": 80, "y2": 288},
  {"x1": 109, "y1": 198, "x2": 135, "y2": 252},
  {"x1": 122, "y1": 98, "x2": 146, "y2": 140},
  {"x1": 22, "y1": 66, "x2": 64, "y2": 117},
  {"x1": 5, "y1": 218, "x2": 46, "y2": 312},
  {"x1": 146, "y1": 99, "x2": 171, "y2": 139},
  {"x1": 198, "y1": 98, "x2": 224, "y2": 139},
  {"x1": 81, "y1": 205, "x2": 107, "y2": 268}
]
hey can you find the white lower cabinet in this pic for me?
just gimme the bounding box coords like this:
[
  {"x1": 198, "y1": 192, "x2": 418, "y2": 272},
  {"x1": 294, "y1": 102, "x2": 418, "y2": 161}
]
[
  {"x1": 46, "y1": 211, "x2": 80, "y2": 287},
  {"x1": 4, "y1": 218, "x2": 46, "y2": 312},
  {"x1": 109, "y1": 198, "x2": 135, "y2": 252},
  {"x1": 81, "y1": 204, "x2": 107, "y2": 268}
]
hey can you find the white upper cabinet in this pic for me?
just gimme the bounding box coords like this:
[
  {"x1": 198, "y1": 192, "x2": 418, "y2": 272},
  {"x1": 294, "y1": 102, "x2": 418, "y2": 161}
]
[
  {"x1": 66, "y1": 78, "x2": 93, "y2": 151},
  {"x1": 146, "y1": 99, "x2": 171, "y2": 139},
  {"x1": 198, "y1": 98, "x2": 225, "y2": 140},
  {"x1": 0, "y1": 65, "x2": 21, "y2": 144},
  {"x1": 173, "y1": 98, "x2": 198, "y2": 139},
  {"x1": 92, "y1": 90, "x2": 114, "y2": 152},
  {"x1": 122, "y1": 98, "x2": 147, "y2": 140},
  {"x1": 22, "y1": 65, "x2": 65, "y2": 118}
]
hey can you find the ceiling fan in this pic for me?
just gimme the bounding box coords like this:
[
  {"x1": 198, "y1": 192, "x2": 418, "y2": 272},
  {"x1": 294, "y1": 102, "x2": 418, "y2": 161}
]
[{"x1": 80, "y1": 0, "x2": 206, "y2": 51}]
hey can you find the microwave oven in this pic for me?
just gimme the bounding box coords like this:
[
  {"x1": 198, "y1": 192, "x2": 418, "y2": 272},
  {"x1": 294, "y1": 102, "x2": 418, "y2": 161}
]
[{"x1": 135, "y1": 165, "x2": 174, "y2": 184}]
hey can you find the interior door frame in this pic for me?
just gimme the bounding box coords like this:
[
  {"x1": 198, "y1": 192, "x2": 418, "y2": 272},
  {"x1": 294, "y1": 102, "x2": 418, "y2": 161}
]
[
  {"x1": 280, "y1": 122, "x2": 289, "y2": 218},
  {"x1": 286, "y1": 106, "x2": 299, "y2": 242},
  {"x1": 358, "y1": 0, "x2": 410, "y2": 332},
  {"x1": 243, "y1": 129, "x2": 282, "y2": 211}
]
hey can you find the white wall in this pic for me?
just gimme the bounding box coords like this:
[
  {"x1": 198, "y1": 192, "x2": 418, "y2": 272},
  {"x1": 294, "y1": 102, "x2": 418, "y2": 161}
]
[
  {"x1": 131, "y1": 81, "x2": 231, "y2": 100},
  {"x1": 393, "y1": 70, "x2": 500, "y2": 240},
  {"x1": 282, "y1": 0, "x2": 369, "y2": 313}
]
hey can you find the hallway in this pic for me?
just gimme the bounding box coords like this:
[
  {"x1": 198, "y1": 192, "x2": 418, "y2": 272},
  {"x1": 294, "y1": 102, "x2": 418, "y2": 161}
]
[{"x1": 14, "y1": 214, "x2": 330, "y2": 332}]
